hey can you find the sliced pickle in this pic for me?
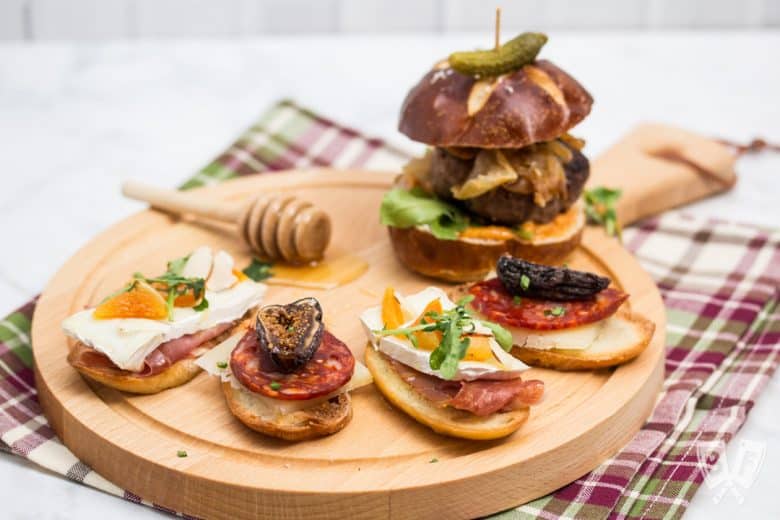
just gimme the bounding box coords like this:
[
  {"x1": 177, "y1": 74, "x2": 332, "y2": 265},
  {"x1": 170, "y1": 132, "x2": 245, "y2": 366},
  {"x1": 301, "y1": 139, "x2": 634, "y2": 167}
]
[{"x1": 449, "y1": 32, "x2": 548, "y2": 77}]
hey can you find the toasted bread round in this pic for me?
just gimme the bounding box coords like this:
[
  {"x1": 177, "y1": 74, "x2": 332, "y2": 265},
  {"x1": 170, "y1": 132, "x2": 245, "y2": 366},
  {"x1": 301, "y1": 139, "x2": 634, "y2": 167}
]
[
  {"x1": 70, "y1": 353, "x2": 203, "y2": 394},
  {"x1": 222, "y1": 381, "x2": 352, "y2": 441},
  {"x1": 365, "y1": 347, "x2": 529, "y2": 440},
  {"x1": 388, "y1": 204, "x2": 584, "y2": 282},
  {"x1": 450, "y1": 285, "x2": 655, "y2": 370},
  {"x1": 399, "y1": 60, "x2": 593, "y2": 149},
  {"x1": 510, "y1": 312, "x2": 656, "y2": 370}
]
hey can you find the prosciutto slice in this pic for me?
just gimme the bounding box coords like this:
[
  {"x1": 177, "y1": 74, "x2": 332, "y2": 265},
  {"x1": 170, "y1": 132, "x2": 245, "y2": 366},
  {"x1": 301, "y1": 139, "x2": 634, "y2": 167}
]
[
  {"x1": 69, "y1": 321, "x2": 235, "y2": 377},
  {"x1": 139, "y1": 321, "x2": 235, "y2": 375},
  {"x1": 387, "y1": 356, "x2": 544, "y2": 416}
]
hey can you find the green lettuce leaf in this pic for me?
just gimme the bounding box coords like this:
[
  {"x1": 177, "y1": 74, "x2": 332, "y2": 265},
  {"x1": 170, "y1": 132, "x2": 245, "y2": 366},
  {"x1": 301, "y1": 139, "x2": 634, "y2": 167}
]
[{"x1": 379, "y1": 188, "x2": 468, "y2": 240}]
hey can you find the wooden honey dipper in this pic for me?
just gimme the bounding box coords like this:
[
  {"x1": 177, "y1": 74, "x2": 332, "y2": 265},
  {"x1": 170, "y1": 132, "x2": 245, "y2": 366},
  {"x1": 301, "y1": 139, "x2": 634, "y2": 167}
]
[{"x1": 121, "y1": 181, "x2": 332, "y2": 264}]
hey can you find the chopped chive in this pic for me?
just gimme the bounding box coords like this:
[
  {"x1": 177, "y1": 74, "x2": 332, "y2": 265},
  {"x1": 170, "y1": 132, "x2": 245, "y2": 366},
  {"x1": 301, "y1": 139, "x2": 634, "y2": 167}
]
[
  {"x1": 177, "y1": 450, "x2": 187, "y2": 458},
  {"x1": 545, "y1": 306, "x2": 566, "y2": 317},
  {"x1": 515, "y1": 228, "x2": 534, "y2": 241},
  {"x1": 512, "y1": 295, "x2": 522, "y2": 305},
  {"x1": 216, "y1": 361, "x2": 227, "y2": 369},
  {"x1": 520, "y1": 274, "x2": 530, "y2": 291},
  {"x1": 270, "y1": 381, "x2": 281, "y2": 390},
  {"x1": 429, "y1": 458, "x2": 439, "y2": 463}
]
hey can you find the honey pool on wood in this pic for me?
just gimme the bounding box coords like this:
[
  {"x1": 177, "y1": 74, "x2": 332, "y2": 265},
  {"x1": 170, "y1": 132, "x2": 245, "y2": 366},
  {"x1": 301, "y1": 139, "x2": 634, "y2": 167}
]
[{"x1": 32, "y1": 170, "x2": 666, "y2": 520}]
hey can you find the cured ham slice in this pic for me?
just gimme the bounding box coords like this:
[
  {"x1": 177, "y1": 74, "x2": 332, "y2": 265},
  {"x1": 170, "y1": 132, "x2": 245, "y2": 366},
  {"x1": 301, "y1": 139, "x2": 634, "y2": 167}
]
[
  {"x1": 69, "y1": 320, "x2": 236, "y2": 377},
  {"x1": 387, "y1": 356, "x2": 543, "y2": 416}
]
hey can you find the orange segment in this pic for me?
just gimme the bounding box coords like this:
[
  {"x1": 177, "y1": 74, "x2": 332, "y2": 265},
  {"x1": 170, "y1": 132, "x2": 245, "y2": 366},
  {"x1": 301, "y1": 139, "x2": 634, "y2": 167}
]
[
  {"x1": 463, "y1": 335, "x2": 493, "y2": 362},
  {"x1": 412, "y1": 299, "x2": 443, "y2": 351},
  {"x1": 172, "y1": 288, "x2": 202, "y2": 308},
  {"x1": 93, "y1": 281, "x2": 168, "y2": 320},
  {"x1": 381, "y1": 288, "x2": 404, "y2": 331}
]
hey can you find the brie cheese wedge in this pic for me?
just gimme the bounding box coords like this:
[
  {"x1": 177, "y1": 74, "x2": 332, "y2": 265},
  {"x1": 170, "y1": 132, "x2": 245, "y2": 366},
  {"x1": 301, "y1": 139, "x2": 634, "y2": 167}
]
[
  {"x1": 360, "y1": 287, "x2": 528, "y2": 381},
  {"x1": 61, "y1": 248, "x2": 266, "y2": 372}
]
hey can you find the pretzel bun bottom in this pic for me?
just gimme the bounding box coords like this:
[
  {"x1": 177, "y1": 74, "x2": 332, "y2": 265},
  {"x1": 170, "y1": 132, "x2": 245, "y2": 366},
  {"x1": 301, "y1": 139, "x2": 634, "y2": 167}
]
[{"x1": 387, "y1": 207, "x2": 585, "y2": 283}]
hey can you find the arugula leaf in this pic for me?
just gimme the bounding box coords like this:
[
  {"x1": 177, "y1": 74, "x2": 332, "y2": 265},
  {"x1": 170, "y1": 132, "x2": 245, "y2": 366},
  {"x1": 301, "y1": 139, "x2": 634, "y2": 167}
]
[
  {"x1": 584, "y1": 186, "x2": 622, "y2": 240},
  {"x1": 376, "y1": 298, "x2": 494, "y2": 379},
  {"x1": 98, "y1": 281, "x2": 135, "y2": 304},
  {"x1": 434, "y1": 321, "x2": 471, "y2": 379},
  {"x1": 166, "y1": 254, "x2": 190, "y2": 276},
  {"x1": 193, "y1": 298, "x2": 209, "y2": 311},
  {"x1": 478, "y1": 320, "x2": 513, "y2": 351},
  {"x1": 133, "y1": 260, "x2": 207, "y2": 321},
  {"x1": 242, "y1": 258, "x2": 273, "y2": 281},
  {"x1": 379, "y1": 188, "x2": 468, "y2": 241},
  {"x1": 456, "y1": 294, "x2": 475, "y2": 306}
]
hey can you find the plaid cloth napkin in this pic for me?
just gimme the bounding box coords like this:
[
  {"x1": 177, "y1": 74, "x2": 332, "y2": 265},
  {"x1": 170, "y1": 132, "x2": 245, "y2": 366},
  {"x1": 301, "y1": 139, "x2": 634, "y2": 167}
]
[{"x1": 1, "y1": 99, "x2": 778, "y2": 519}]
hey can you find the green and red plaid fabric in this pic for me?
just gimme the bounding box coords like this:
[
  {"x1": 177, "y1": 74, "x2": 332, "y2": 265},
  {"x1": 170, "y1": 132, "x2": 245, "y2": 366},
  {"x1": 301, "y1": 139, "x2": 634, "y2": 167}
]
[{"x1": 1, "y1": 99, "x2": 778, "y2": 519}]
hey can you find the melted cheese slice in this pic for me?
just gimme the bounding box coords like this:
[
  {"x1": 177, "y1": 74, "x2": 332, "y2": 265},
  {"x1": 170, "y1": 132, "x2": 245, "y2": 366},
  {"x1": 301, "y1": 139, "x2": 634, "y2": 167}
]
[{"x1": 512, "y1": 314, "x2": 640, "y2": 353}]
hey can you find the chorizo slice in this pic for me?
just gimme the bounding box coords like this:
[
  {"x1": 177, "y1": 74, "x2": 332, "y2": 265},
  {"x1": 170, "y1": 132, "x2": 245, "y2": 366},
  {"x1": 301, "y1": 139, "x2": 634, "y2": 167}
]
[
  {"x1": 469, "y1": 278, "x2": 628, "y2": 331},
  {"x1": 230, "y1": 329, "x2": 355, "y2": 400}
]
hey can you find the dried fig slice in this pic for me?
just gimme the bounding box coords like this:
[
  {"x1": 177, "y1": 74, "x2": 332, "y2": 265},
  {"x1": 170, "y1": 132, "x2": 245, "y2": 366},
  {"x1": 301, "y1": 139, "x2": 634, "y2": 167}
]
[
  {"x1": 256, "y1": 297, "x2": 324, "y2": 372},
  {"x1": 496, "y1": 255, "x2": 610, "y2": 301}
]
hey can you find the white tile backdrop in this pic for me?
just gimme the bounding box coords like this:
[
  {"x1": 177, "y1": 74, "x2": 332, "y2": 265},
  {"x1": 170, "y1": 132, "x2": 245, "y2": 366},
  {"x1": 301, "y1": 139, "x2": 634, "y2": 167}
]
[{"x1": 0, "y1": 0, "x2": 779, "y2": 40}]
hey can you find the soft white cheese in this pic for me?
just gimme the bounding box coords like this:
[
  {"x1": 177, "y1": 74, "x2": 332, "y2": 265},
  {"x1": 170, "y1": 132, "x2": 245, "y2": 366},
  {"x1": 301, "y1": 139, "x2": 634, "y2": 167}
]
[
  {"x1": 360, "y1": 286, "x2": 528, "y2": 381},
  {"x1": 511, "y1": 321, "x2": 603, "y2": 351},
  {"x1": 62, "y1": 280, "x2": 266, "y2": 372},
  {"x1": 514, "y1": 314, "x2": 639, "y2": 353}
]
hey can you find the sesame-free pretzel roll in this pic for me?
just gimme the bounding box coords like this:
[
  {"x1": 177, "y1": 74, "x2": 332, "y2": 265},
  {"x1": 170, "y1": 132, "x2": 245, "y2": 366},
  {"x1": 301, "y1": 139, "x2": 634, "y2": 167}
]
[{"x1": 399, "y1": 60, "x2": 593, "y2": 149}]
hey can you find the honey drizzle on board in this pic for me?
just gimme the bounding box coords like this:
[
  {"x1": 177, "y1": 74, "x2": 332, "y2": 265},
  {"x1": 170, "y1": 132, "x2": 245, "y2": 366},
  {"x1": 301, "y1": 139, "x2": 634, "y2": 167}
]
[{"x1": 267, "y1": 254, "x2": 369, "y2": 290}]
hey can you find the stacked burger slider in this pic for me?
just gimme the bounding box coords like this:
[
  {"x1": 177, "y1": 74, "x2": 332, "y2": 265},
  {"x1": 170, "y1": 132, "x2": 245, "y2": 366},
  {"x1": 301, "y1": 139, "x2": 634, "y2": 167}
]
[{"x1": 382, "y1": 32, "x2": 594, "y2": 282}]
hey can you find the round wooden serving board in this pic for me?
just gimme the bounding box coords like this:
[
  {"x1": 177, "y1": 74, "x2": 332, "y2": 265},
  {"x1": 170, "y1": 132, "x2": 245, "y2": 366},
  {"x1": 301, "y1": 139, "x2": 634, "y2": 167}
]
[{"x1": 32, "y1": 170, "x2": 666, "y2": 520}]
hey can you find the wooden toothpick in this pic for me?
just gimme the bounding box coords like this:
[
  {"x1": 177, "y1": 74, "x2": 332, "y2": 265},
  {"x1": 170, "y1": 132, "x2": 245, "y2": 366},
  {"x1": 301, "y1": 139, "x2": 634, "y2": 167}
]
[{"x1": 494, "y1": 7, "x2": 502, "y2": 50}]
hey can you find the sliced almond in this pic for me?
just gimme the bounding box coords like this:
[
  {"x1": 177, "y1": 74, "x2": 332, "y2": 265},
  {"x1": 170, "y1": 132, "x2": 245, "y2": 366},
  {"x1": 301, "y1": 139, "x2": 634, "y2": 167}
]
[
  {"x1": 182, "y1": 246, "x2": 213, "y2": 280},
  {"x1": 208, "y1": 250, "x2": 238, "y2": 291}
]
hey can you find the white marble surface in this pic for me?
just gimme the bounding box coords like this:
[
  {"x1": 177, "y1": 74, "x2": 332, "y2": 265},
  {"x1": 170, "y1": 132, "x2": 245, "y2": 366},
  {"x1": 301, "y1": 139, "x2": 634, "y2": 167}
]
[{"x1": 0, "y1": 32, "x2": 778, "y2": 519}]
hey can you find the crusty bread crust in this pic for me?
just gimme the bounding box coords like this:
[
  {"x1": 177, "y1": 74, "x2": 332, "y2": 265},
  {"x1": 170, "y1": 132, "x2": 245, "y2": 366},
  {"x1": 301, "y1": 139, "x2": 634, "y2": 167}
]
[
  {"x1": 388, "y1": 209, "x2": 583, "y2": 282},
  {"x1": 510, "y1": 312, "x2": 655, "y2": 370},
  {"x1": 222, "y1": 381, "x2": 352, "y2": 441},
  {"x1": 399, "y1": 60, "x2": 593, "y2": 149},
  {"x1": 365, "y1": 347, "x2": 529, "y2": 440},
  {"x1": 72, "y1": 355, "x2": 204, "y2": 395},
  {"x1": 452, "y1": 283, "x2": 656, "y2": 371}
]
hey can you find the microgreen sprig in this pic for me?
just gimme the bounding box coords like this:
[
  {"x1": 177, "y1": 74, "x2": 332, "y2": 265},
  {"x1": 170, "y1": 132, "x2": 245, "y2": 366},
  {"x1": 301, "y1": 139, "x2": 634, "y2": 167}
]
[
  {"x1": 373, "y1": 295, "x2": 512, "y2": 380},
  {"x1": 132, "y1": 253, "x2": 208, "y2": 320},
  {"x1": 584, "y1": 186, "x2": 622, "y2": 240}
]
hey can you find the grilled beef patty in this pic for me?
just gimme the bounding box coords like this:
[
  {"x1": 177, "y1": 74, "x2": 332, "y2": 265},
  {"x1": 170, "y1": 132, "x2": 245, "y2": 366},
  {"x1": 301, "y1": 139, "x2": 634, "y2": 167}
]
[{"x1": 428, "y1": 144, "x2": 589, "y2": 226}]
